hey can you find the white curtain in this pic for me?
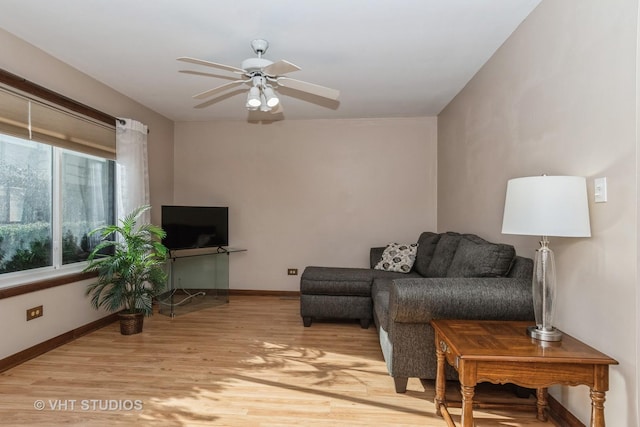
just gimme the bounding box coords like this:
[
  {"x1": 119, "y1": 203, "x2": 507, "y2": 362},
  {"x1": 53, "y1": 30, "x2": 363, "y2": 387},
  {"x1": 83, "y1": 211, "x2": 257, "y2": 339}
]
[{"x1": 116, "y1": 118, "x2": 150, "y2": 223}]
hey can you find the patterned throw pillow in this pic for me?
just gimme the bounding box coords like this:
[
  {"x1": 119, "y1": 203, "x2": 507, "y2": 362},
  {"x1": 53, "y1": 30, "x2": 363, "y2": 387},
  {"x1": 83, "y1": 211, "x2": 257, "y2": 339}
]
[{"x1": 374, "y1": 243, "x2": 419, "y2": 273}]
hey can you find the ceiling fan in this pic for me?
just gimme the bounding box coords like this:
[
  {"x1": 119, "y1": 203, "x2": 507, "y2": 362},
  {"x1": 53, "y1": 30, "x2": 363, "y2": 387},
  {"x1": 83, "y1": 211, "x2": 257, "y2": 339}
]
[{"x1": 177, "y1": 39, "x2": 340, "y2": 113}]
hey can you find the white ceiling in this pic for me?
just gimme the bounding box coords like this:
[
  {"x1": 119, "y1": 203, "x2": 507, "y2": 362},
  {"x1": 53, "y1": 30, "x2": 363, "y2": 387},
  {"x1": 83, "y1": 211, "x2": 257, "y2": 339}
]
[{"x1": 0, "y1": 0, "x2": 540, "y2": 122}]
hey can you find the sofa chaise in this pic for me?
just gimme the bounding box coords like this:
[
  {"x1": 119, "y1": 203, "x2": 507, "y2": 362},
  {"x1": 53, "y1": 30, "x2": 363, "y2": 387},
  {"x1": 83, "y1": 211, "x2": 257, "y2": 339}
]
[{"x1": 300, "y1": 231, "x2": 534, "y2": 393}]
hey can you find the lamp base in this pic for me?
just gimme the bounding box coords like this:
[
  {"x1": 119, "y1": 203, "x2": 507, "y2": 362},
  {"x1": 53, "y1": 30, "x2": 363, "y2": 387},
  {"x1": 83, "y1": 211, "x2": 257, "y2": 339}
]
[{"x1": 527, "y1": 325, "x2": 563, "y2": 342}]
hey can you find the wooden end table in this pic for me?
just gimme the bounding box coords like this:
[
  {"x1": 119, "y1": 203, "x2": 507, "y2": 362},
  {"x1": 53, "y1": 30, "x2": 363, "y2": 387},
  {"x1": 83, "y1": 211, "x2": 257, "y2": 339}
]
[{"x1": 431, "y1": 319, "x2": 618, "y2": 427}]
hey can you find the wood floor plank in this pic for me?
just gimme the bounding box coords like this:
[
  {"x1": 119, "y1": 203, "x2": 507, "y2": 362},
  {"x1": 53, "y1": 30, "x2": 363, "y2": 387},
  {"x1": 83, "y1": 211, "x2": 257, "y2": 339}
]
[{"x1": 0, "y1": 296, "x2": 558, "y2": 426}]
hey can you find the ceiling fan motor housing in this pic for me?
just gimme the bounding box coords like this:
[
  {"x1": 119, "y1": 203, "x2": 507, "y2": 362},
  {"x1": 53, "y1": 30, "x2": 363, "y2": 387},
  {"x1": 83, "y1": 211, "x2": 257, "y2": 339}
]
[{"x1": 241, "y1": 57, "x2": 274, "y2": 73}]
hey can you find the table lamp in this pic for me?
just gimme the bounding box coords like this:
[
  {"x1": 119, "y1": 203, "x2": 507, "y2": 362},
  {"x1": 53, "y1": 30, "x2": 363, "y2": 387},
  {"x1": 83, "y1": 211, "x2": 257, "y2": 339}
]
[{"x1": 502, "y1": 175, "x2": 591, "y2": 341}]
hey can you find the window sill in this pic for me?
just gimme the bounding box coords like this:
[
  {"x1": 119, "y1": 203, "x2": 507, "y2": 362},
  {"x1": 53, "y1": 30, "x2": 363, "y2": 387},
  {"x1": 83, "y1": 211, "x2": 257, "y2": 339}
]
[{"x1": 0, "y1": 271, "x2": 97, "y2": 300}]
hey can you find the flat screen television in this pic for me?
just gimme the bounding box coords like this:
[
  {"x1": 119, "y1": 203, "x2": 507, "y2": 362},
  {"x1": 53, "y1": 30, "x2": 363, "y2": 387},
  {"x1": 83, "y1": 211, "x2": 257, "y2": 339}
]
[{"x1": 161, "y1": 205, "x2": 229, "y2": 250}]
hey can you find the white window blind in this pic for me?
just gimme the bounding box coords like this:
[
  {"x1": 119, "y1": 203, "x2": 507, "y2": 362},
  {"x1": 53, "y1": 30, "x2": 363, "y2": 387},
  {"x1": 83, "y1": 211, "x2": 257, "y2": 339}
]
[{"x1": 0, "y1": 86, "x2": 115, "y2": 159}]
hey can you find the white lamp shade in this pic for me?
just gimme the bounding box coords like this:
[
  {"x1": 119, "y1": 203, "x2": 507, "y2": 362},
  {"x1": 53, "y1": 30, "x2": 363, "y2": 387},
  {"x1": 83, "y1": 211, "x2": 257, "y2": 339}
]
[
  {"x1": 263, "y1": 86, "x2": 279, "y2": 107},
  {"x1": 502, "y1": 176, "x2": 591, "y2": 237},
  {"x1": 246, "y1": 86, "x2": 262, "y2": 108}
]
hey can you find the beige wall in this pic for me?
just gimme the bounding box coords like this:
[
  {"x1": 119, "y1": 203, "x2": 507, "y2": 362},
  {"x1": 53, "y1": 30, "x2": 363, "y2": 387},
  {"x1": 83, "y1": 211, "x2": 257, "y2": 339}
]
[
  {"x1": 0, "y1": 28, "x2": 175, "y2": 225},
  {"x1": 438, "y1": 1, "x2": 638, "y2": 425},
  {"x1": 174, "y1": 117, "x2": 437, "y2": 291},
  {"x1": 0, "y1": 29, "x2": 175, "y2": 358},
  {"x1": 636, "y1": 0, "x2": 640, "y2": 418}
]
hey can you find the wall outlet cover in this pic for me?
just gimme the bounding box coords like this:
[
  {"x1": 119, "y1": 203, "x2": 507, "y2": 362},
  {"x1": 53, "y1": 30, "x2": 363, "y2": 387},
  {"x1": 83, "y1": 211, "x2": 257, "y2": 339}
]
[{"x1": 594, "y1": 177, "x2": 607, "y2": 203}]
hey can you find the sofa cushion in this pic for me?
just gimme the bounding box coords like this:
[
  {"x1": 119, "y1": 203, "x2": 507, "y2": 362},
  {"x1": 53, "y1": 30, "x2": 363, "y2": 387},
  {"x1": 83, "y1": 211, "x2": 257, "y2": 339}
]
[
  {"x1": 374, "y1": 243, "x2": 419, "y2": 273},
  {"x1": 371, "y1": 277, "x2": 391, "y2": 297},
  {"x1": 372, "y1": 269, "x2": 422, "y2": 281},
  {"x1": 300, "y1": 267, "x2": 374, "y2": 296},
  {"x1": 424, "y1": 232, "x2": 462, "y2": 277},
  {"x1": 446, "y1": 237, "x2": 515, "y2": 278},
  {"x1": 371, "y1": 276, "x2": 397, "y2": 332},
  {"x1": 370, "y1": 246, "x2": 387, "y2": 268},
  {"x1": 413, "y1": 232, "x2": 441, "y2": 277},
  {"x1": 373, "y1": 289, "x2": 391, "y2": 331},
  {"x1": 507, "y1": 256, "x2": 534, "y2": 279}
]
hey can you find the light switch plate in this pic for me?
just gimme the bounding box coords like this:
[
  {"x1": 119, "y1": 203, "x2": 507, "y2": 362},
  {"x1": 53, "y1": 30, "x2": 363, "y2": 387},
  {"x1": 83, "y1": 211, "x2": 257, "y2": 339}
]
[{"x1": 594, "y1": 177, "x2": 607, "y2": 203}]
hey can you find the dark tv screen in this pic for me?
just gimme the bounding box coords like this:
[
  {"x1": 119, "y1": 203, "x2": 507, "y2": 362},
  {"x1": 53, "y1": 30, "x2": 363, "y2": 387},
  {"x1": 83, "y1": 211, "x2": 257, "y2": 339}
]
[{"x1": 161, "y1": 205, "x2": 228, "y2": 250}]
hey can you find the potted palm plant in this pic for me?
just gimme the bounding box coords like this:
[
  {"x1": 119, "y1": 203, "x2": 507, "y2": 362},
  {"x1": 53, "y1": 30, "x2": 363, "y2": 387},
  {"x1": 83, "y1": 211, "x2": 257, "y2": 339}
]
[{"x1": 84, "y1": 204, "x2": 168, "y2": 335}]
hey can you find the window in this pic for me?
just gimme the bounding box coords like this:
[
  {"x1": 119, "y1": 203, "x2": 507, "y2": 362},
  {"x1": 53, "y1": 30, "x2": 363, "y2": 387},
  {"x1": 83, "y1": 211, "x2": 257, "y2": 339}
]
[
  {"x1": 62, "y1": 150, "x2": 115, "y2": 264},
  {"x1": 0, "y1": 134, "x2": 115, "y2": 277},
  {"x1": 0, "y1": 136, "x2": 52, "y2": 273},
  {"x1": 0, "y1": 75, "x2": 117, "y2": 289}
]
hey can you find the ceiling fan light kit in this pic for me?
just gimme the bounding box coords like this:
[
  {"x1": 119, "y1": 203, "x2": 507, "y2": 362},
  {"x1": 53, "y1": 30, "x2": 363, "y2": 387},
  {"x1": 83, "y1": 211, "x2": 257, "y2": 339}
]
[
  {"x1": 246, "y1": 86, "x2": 262, "y2": 109},
  {"x1": 178, "y1": 39, "x2": 339, "y2": 114},
  {"x1": 263, "y1": 86, "x2": 279, "y2": 107}
]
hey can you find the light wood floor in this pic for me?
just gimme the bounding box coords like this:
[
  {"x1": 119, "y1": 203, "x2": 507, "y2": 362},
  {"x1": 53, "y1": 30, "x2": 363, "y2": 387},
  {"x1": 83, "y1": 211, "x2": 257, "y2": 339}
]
[{"x1": 0, "y1": 295, "x2": 559, "y2": 426}]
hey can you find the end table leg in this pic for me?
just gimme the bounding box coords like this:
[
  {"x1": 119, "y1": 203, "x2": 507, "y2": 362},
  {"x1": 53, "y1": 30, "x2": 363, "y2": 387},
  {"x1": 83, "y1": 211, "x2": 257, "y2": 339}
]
[
  {"x1": 460, "y1": 384, "x2": 475, "y2": 427},
  {"x1": 434, "y1": 338, "x2": 446, "y2": 416},
  {"x1": 590, "y1": 389, "x2": 606, "y2": 427},
  {"x1": 536, "y1": 388, "x2": 548, "y2": 422}
]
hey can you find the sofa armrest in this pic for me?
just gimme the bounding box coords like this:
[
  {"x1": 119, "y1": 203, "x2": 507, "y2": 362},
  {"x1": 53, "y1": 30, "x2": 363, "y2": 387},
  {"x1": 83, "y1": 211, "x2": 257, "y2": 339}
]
[
  {"x1": 370, "y1": 246, "x2": 386, "y2": 268},
  {"x1": 389, "y1": 277, "x2": 534, "y2": 324}
]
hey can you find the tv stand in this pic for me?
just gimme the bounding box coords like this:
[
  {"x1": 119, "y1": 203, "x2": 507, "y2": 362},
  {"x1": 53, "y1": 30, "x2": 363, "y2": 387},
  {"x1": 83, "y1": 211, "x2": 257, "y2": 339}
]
[
  {"x1": 160, "y1": 288, "x2": 206, "y2": 309},
  {"x1": 157, "y1": 247, "x2": 246, "y2": 317}
]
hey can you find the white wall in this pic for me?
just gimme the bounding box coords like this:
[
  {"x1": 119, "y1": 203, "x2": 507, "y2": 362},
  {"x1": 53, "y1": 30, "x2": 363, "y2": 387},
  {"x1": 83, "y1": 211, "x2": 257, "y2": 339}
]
[
  {"x1": 437, "y1": 0, "x2": 638, "y2": 425},
  {"x1": 174, "y1": 117, "x2": 437, "y2": 291},
  {"x1": 0, "y1": 280, "x2": 111, "y2": 359},
  {"x1": 0, "y1": 29, "x2": 175, "y2": 358}
]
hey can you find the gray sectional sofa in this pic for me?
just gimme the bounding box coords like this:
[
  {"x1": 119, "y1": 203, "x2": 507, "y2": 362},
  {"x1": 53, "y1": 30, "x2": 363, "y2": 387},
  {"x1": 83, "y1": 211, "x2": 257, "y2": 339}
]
[{"x1": 300, "y1": 231, "x2": 535, "y2": 393}]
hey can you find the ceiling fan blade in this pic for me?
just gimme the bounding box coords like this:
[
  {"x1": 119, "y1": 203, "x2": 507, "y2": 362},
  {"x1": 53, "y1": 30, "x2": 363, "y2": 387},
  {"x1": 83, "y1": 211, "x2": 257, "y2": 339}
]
[
  {"x1": 262, "y1": 60, "x2": 300, "y2": 76},
  {"x1": 194, "y1": 98, "x2": 220, "y2": 109},
  {"x1": 179, "y1": 70, "x2": 241, "y2": 81},
  {"x1": 277, "y1": 77, "x2": 340, "y2": 100},
  {"x1": 177, "y1": 57, "x2": 246, "y2": 74},
  {"x1": 193, "y1": 80, "x2": 247, "y2": 100}
]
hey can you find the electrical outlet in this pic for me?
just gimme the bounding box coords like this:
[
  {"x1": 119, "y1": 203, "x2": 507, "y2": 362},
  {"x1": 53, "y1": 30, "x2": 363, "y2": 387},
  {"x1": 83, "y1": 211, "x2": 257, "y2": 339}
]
[
  {"x1": 287, "y1": 268, "x2": 298, "y2": 276},
  {"x1": 26, "y1": 305, "x2": 43, "y2": 321}
]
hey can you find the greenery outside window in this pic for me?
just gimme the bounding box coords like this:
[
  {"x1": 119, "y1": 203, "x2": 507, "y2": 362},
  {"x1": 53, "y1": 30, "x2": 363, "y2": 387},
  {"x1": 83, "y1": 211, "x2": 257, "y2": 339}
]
[
  {"x1": 0, "y1": 134, "x2": 116, "y2": 279},
  {"x1": 0, "y1": 136, "x2": 52, "y2": 273}
]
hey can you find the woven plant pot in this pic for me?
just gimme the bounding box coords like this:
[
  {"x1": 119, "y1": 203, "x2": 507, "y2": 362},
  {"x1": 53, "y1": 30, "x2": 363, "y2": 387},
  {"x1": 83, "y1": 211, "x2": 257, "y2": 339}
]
[{"x1": 119, "y1": 312, "x2": 144, "y2": 335}]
